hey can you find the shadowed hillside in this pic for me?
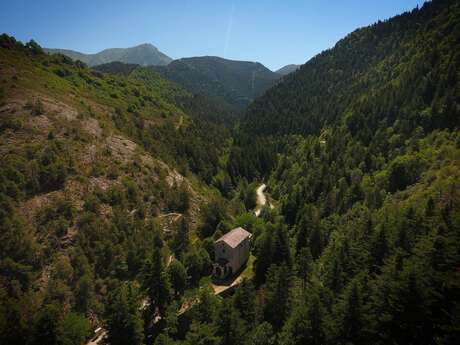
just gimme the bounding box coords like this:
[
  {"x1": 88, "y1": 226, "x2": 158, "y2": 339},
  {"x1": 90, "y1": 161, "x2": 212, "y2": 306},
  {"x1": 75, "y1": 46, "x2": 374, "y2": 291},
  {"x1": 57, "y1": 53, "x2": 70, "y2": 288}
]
[
  {"x1": 152, "y1": 56, "x2": 280, "y2": 110},
  {"x1": 224, "y1": 1, "x2": 460, "y2": 343}
]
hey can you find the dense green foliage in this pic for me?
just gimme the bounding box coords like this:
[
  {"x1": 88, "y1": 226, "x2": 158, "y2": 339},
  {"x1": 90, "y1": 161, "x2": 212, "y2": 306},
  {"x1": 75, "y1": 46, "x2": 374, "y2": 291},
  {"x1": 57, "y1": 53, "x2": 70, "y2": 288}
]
[
  {"x1": 93, "y1": 61, "x2": 139, "y2": 76},
  {"x1": 230, "y1": 0, "x2": 460, "y2": 181},
  {"x1": 243, "y1": 0, "x2": 458, "y2": 139},
  {"x1": 152, "y1": 56, "x2": 280, "y2": 110},
  {"x1": 1, "y1": 0, "x2": 460, "y2": 344},
  {"x1": 0, "y1": 33, "x2": 233, "y2": 345},
  {"x1": 95, "y1": 60, "x2": 237, "y2": 182},
  {"x1": 220, "y1": 1, "x2": 459, "y2": 344}
]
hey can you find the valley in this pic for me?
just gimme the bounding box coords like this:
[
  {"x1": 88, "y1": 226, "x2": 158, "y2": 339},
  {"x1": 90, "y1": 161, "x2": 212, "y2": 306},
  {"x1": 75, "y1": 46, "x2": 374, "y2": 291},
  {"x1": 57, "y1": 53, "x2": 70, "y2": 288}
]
[{"x1": 0, "y1": 1, "x2": 459, "y2": 345}]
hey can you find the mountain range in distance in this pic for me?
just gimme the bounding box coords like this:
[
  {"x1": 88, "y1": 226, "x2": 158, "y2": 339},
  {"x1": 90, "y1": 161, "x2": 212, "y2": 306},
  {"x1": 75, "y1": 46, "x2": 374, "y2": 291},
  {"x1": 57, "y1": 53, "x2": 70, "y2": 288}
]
[
  {"x1": 45, "y1": 43, "x2": 300, "y2": 75},
  {"x1": 94, "y1": 56, "x2": 281, "y2": 111},
  {"x1": 45, "y1": 44, "x2": 299, "y2": 109},
  {"x1": 44, "y1": 43, "x2": 172, "y2": 67},
  {"x1": 150, "y1": 56, "x2": 281, "y2": 110}
]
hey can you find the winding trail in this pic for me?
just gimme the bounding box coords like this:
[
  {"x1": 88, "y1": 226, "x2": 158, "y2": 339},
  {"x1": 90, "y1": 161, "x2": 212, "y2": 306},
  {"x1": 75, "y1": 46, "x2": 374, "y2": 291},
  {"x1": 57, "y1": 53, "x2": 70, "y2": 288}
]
[
  {"x1": 86, "y1": 330, "x2": 105, "y2": 345},
  {"x1": 255, "y1": 183, "x2": 272, "y2": 216}
]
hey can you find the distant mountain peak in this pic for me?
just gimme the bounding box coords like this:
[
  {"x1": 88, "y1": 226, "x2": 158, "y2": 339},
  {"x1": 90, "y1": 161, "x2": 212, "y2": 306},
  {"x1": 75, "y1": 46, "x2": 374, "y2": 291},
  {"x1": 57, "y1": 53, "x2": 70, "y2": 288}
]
[
  {"x1": 137, "y1": 42, "x2": 155, "y2": 47},
  {"x1": 275, "y1": 64, "x2": 301, "y2": 75},
  {"x1": 128, "y1": 43, "x2": 160, "y2": 50},
  {"x1": 44, "y1": 43, "x2": 172, "y2": 67}
]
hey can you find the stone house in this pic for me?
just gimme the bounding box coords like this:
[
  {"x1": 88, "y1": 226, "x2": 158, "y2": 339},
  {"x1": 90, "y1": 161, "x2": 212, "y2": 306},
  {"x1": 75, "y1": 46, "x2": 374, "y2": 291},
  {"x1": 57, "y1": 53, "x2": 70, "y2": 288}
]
[{"x1": 212, "y1": 227, "x2": 252, "y2": 279}]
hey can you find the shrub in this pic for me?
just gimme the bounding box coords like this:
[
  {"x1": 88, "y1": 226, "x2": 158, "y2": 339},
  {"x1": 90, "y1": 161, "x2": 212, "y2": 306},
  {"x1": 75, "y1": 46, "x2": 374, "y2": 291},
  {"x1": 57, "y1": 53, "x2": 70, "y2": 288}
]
[
  {"x1": 0, "y1": 33, "x2": 18, "y2": 49},
  {"x1": 387, "y1": 154, "x2": 426, "y2": 192},
  {"x1": 32, "y1": 99, "x2": 45, "y2": 115},
  {"x1": 75, "y1": 60, "x2": 86, "y2": 69},
  {"x1": 25, "y1": 39, "x2": 44, "y2": 55},
  {"x1": 0, "y1": 117, "x2": 23, "y2": 133},
  {"x1": 54, "y1": 68, "x2": 71, "y2": 78},
  {"x1": 25, "y1": 99, "x2": 45, "y2": 116}
]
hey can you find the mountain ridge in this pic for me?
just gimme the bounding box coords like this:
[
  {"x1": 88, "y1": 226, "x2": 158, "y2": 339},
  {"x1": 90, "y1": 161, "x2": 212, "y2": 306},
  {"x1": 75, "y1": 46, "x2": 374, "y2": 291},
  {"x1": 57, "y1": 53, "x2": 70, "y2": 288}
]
[
  {"x1": 152, "y1": 55, "x2": 280, "y2": 110},
  {"x1": 275, "y1": 64, "x2": 300, "y2": 75},
  {"x1": 45, "y1": 42, "x2": 172, "y2": 66}
]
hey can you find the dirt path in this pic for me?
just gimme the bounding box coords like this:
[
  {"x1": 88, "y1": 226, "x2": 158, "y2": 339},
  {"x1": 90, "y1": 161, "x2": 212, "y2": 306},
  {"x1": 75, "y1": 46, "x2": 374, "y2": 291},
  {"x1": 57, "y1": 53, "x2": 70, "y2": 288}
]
[
  {"x1": 86, "y1": 331, "x2": 105, "y2": 345},
  {"x1": 178, "y1": 276, "x2": 244, "y2": 316},
  {"x1": 255, "y1": 183, "x2": 273, "y2": 216},
  {"x1": 166, "y1": 254, "x2": 173, "y2": 267},
  {"x1": 212, "y1": 275, "x2": 244, "y2": 295}
]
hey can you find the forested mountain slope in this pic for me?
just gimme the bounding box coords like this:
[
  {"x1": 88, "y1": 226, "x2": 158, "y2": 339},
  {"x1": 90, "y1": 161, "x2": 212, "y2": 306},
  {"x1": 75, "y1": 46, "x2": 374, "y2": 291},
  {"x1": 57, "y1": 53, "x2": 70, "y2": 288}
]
[
  {"x1": 45, "y1": 43, "x2": 172, "y2": 67},
  {"x1": 152, "y1": 56, "x2": 280, "y2": 111},
  {"x1": 242, "y1": 0, "x2": 459, "y2": 139},
  {"x1": 0, "y1": 35, "x2": 233, "y2": 344},
  {"x1": 220, "y1": 1, "x2": 460, "y2": 344},
  {"x1": 94, "y1": 61, "x2": 238, "y2": 127},
  {"x1": 230, "y1": 0, "x2": 459, "y2": 180}
]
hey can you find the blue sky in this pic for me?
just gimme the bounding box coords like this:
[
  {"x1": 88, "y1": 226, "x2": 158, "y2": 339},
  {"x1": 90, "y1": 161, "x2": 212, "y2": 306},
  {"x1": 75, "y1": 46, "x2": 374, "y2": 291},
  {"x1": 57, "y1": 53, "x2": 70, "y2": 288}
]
[{"x1": 1, "y1": 0, "x2": 426, "y2": 70}]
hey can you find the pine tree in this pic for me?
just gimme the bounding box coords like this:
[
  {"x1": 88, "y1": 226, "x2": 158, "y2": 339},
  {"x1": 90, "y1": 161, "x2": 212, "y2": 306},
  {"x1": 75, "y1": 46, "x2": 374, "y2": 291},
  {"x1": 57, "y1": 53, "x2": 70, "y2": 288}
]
[
  {"x1": 295, "y1": 247, "x2": 312, "y2": 289},
  {"x1": 263, "y1": 264, "x2": 291, "y2": 331},
  {"x1": 215, "y1": 299, "x2": 245, "y2": 345},
  {"x1": 425, "y1": 197, "x2": 435, "y2": 217},
  {"x1": 371, "y1": 224, "x2": 388, "y2": 270},
  {"x1": 309, "y1": 226, "x2": 323, "y2": 260},
  {"x1": 334, "y1": 279, "x2": 365, "y2": 344},
  {"x1": 306, "y1": 294, "x2": 326, "y2": 345},
  {"x1": 31, "y1": 304, "x2": 62, "y2": 345},
  {"x1": 273, "y1": 223, "x2": 292, "y2": 267},
  {"x1": 178, "y1": 183, "x2": 190, "y2": 213},
  {"x1": 167, "y1": 259, "x2": 187, "y2": 297},
  {"x1": 279, "y1": 302, "x2": 310, "y2": 345},
  {"x1": 173, "y1": 217, "x2": 190, "y2": 257},
  {"x1": 105, "y1": 283, "x2": 145, "y2": 345},
  {"x1": 295, "y1": 206, "x2": 315, "y2": 252},
  {"x1": 59, "y1": 312, "x2": 91, "y2": 345},
  {"x1": 184, "y1": 249, "x2": 204, "y2": 286},
  {"x1": 142, "y1": 250, "x2": 172, "y2": 319},
  {"x1": 248, "y1": 322, "x2": 275, "y2": 345},
  {"x1": 185, "y1": 320, "x2": 219, "y2": 345},
  {"x1": 254, "y1": 230, "x2": 273, "y2": 286},
  {"x1": 194, "y1": 286, "x2": 219, "y2": 324},
  {"x1": 233, "y1": 279, "x2": 256, "y2": 326},
  {"x1": 279, "y1": 292, "x2": 326, "y2": 345}
]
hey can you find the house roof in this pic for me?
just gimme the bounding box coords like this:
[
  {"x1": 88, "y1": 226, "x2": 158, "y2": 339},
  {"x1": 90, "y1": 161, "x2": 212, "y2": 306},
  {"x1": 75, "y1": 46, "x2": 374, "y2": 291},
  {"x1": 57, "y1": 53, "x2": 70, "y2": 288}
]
[{"x1": 216, "y1": 227, "x2": 252, "y2": 248}]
